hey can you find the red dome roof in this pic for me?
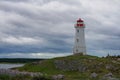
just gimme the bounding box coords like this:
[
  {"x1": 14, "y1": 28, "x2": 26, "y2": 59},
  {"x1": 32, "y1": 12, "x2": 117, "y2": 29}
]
[{"x1": 77, "y1": 18, "x2": 83, "y2": 22}]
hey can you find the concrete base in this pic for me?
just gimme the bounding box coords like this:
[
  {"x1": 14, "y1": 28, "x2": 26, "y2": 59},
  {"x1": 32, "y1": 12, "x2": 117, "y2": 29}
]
[{"x1": 73, "y1": 52, "x2": 86, "y2": 55}]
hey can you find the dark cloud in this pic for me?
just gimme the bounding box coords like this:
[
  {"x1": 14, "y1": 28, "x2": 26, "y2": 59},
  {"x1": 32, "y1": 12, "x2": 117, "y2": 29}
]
[{"x1": 0, "y1": 0, "x2": 120, "y2": 58}]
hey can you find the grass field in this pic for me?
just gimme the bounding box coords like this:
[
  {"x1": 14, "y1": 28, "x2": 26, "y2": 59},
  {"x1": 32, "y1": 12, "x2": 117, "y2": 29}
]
[
  {"x1": 17, "y1": 54, "x2": 120, "y2": 80},
  {"x1": 0, "y1": 58, "x2": 44, "y2": 63}
]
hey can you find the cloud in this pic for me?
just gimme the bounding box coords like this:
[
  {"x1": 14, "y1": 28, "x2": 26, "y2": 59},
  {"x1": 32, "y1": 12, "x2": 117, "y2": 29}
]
[
  {"x1": 0, "y1": 36, "x2": 43, "y2": 45},
  {"x1": 0, "y1": 53, "x2": 71, "y2": 58},
  {"x1": 0, "y1": 0, "x2": 120, "y2": 58}
]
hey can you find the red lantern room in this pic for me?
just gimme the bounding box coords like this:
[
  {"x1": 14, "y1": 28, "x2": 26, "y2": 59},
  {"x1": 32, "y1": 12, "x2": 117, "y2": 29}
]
[
  {"x1": 75, "y1": 18, "x2": 85, "y2": 28},
  {"x1": 77, "y1": 18, "x2": 83, "y2": 22}
]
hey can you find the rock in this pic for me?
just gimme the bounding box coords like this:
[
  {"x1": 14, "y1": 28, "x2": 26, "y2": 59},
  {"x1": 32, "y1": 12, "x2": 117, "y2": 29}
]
[
  {"x1": 106, "y1": 64, "x2": 113, "y2": 70},
  {"x1": 52, "y1": 74, "x2": 64, "y2": 80},
  {"x1": 52, "y1": 75, "x2": 57, "y2": 80},
  {"x1": 57, "y1": 74, "x2": 64, "y2": 79},
  {"x1": 0, "y1": 69, "x2": 43, "y2": 77},
  {"x1": 54, "y1": 60, "x2": 79, "y2": 71},
  {"x1": 90, "y1": 72, "x2": 98, "y2": 78},
  {"x1": 54, "y1": 59, "x2": 89, "y2": 72},
  {"x1": 101, "y1": 72, "x2": 119, "y2": 80},
  {"x1": 54, "y1": 60, "x2": 66, "y2": 70},
  {"x1": 117, "y1": 58, "x2": 120, "y2": 61},
  {"x1": 104, "y1": 72, "x2": 113, "y2": 78},
  {"x1": 101, "y1": 77, "x2": 119, "y2": 80},
  {"x1": 98, "y1": 62, "x2": 103, "y2": 66},
  {"x1": 78, "y1": 66, "x2": 87, "y2": 72},
  {"x1": 108, "y1": 77, "x2": 119, "y2": 80}
]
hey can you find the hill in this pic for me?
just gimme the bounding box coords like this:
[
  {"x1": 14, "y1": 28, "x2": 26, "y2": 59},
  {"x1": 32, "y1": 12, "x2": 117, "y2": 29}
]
[
  {"x1": 0, "y1": 58, "x2": 44, "y2": 63},
  {"x1": 17, "y1": 54, "x2": 120, "y2": 80}
]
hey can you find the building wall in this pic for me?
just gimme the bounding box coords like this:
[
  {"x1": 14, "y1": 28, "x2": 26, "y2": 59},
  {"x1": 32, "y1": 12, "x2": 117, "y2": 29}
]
[{"x1": 73, "y1": 27, "x2": 86, "y2": 55}]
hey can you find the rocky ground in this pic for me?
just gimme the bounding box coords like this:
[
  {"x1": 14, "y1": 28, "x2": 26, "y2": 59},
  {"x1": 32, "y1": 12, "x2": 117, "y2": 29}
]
[
  {"x1": 0, "y1": 54, "x2": 120, "y2": 80},
  {"x1": 0, "y1": 69, "x2": 42, "y2": 77}
]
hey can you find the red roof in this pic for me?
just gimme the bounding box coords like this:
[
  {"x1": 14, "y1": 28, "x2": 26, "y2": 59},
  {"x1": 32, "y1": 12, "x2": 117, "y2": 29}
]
[{"x1": 77, "y1": 18, "x2": 83, "y2": 22}]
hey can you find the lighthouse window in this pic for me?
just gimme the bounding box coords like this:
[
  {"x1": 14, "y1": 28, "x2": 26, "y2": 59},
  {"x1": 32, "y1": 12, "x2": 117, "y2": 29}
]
[
  {"x1": 77, "y1": 30, "x2": 79, "y2": 32},
  {"x1": 76, "y1": 49, "x2": 78, "y2": 52},
  {"x1": 77, "y1": 39, "x2": 79, "y2": 42}
]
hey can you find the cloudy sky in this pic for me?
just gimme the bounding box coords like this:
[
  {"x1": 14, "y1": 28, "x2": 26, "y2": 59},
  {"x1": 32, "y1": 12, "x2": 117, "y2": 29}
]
[{"x1": 0, "y1": 0, "x2": 120, "y2": 58}]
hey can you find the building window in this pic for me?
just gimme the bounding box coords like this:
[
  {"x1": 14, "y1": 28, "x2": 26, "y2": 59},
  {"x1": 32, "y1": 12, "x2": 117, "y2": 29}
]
[{"x1": 77, "y1": 30, "x2": 79, "y2": 33}]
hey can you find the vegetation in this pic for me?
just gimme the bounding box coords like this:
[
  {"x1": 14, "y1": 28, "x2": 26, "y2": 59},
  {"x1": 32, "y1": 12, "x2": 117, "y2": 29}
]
[
  {"x1": 0, "y1": 74, "x2": 52, "y2": 80},
  {"x1": 0, "y1": 58, "x2": 44, "y2": 63},
  {"x1": 17, "y1": 54, "x2": 120, "y2": 80},
  {"x1": 0, "y1": 74, "x2": 11, "y2": 80},
  {"x1": 105, "y1": 54, "x2": 120, "y2": 59}
]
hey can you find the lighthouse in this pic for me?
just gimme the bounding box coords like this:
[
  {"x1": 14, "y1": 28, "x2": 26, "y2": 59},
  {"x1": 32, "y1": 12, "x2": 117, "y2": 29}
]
[{"x1": 73, "y1": 18, "x2": 86, "y2": 55}]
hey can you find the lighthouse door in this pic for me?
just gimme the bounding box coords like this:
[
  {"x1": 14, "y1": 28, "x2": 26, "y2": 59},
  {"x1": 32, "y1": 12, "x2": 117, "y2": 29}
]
[{"x1": 76, "y1": 49, "x2": 78, "y2": 53}]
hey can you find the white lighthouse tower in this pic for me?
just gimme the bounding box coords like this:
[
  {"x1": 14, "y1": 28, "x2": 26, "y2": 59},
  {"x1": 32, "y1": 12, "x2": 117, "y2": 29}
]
[{"x1": 73, "y1": 18, "x2": 86, "y2": 55}]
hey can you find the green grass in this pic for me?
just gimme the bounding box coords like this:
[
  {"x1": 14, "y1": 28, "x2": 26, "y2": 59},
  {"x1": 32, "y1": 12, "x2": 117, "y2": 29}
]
[
  {"x1": 0, "y1": 74, "x2": 52, "y2": 80},
  {"x1": 0, "y1": 74, "x2": 11, "y2": 80},
  {"x1": 18, "y1": 59, "x2": 62, "y2": 75},
  {"x1": 0, "y1": 58, "x2": 44, "y2": 63},
  {"x1": 53, "y1": 54, "x2": 99, "y2": 60},
  {"x1": 17, "y1": 54, "x2": 120, "y2": 80}
]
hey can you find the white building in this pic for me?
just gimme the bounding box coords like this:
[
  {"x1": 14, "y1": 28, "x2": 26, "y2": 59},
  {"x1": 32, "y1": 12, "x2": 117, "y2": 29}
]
[{"x1": 73, "y1": 18, "x2": 86, "y2": 55}]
